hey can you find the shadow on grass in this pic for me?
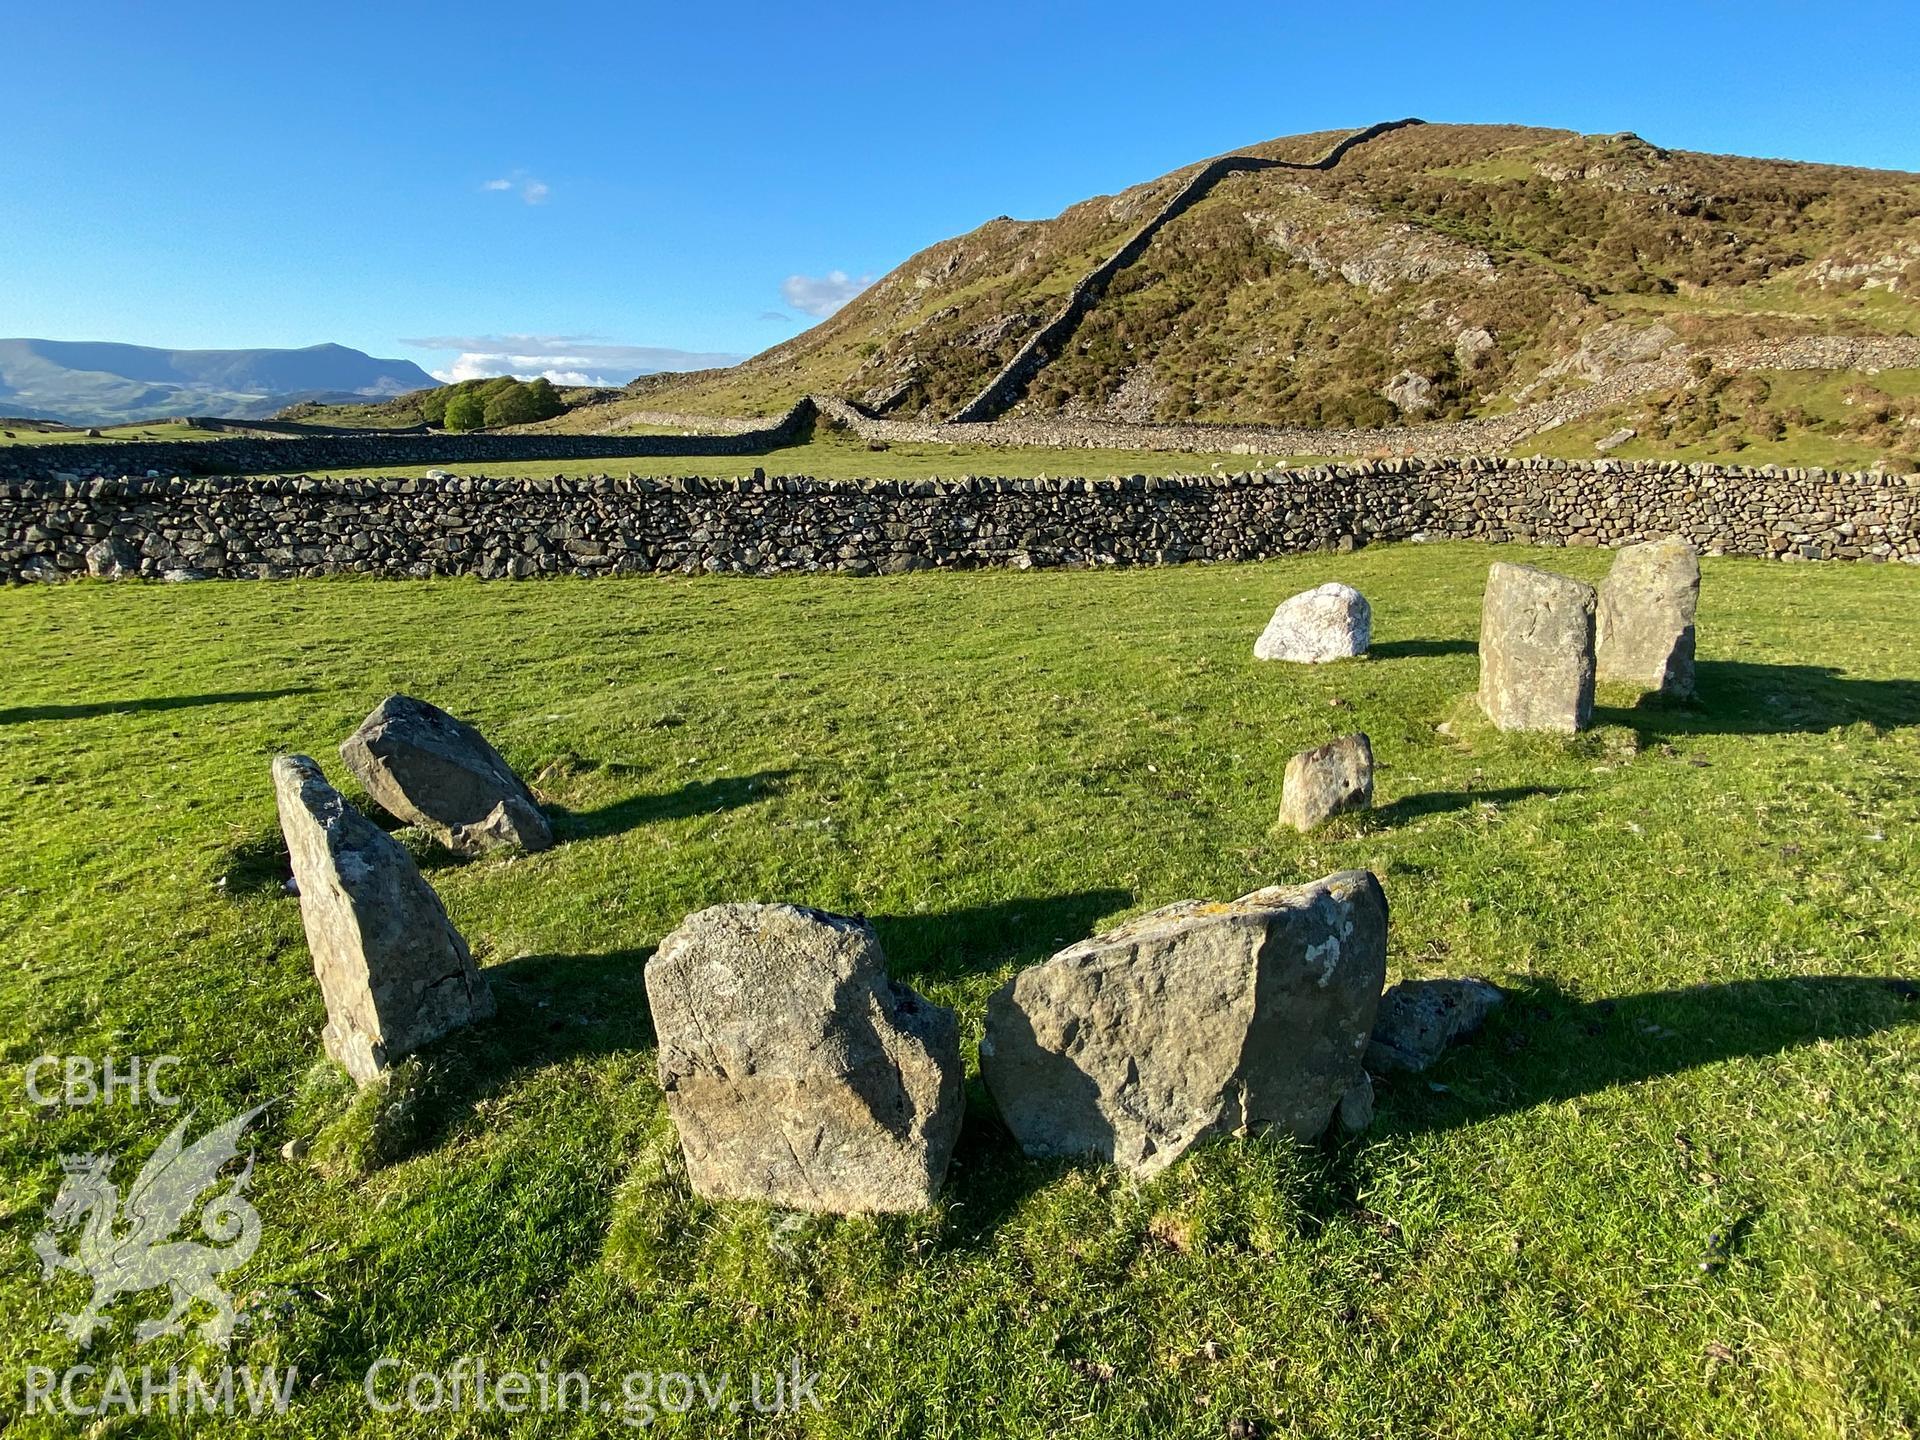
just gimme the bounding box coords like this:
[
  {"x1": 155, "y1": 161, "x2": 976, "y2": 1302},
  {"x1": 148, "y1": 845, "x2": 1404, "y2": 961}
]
[
  {"x1": 547, "y1": 770, "x2": 791, "y2": 841},
  {"x1": 347, "y1": 946, "x2": 660, "y2": 1167},
  {"x1": 935, "y1": 973, "x2": 1918, "y2": 1246},
  {"x1": 1368, "y1": 639, "x2": 1477, "y2": 660},
  {"x1": 0, "y1": 686, "x2": 314, "y2": 725},
  {"x1": 1370, "y1": 785, "x2": 1566, "y2": 826},
  {"x1": 870, "y1": 890, "x2": 1132, "y2": 984},
  {"x1": 1600, "y1": 661, "x2": 1920, "y2": 738},
  {"x1": 1374, "y1": 974, "x2": 1920, "y2": 1139}
]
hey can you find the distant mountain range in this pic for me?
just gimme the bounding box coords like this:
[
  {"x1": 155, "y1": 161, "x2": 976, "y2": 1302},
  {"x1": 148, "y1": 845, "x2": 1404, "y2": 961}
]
[{"x1": 0, "y1": 339, "x2": 439, "y2": 424}]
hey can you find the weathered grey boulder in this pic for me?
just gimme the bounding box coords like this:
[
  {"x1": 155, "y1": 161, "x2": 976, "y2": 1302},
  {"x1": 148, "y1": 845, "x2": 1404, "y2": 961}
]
[
  {"x1": 1279, "y1": 733, "x2": 1374, "y2": 831},
  {"x1": 340, "y1": 695, "x2": 551, "y2": 855},
  {"x1": 1477, "y1": 563, "x2": 1596, "y2": 732},
  {"x1": 645, "y1": 904, "x2": 963, "y2": 1214},
  {"x1": 981, "y1": 871, "x2": 1388, "y2": 1177},
  {"x1": 1597, "y1": 536, "x2": 1699, "y2": 697},
  {"x1": 1254, "y1": 583, "x2": 1372, "y2": 663},
  {"x1": 1366, "y1": 977, "x2": 1504, "y2": 1073},
  {"x1": 272, "y1": 754, "x2": 493, "y2": 1085}
]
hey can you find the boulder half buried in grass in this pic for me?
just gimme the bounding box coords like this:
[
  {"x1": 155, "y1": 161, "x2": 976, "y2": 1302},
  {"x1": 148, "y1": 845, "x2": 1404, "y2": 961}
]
[
  {"x1": 645, "y1": 904, "x2": 964, "y2": 1214},
  {"x1": 272, "y1": 754, "x2": 493, "y2": 1084},
  {"x1": 1279, "y1": 732, "x2": 1374, "y2": 831},
  {"x1": 1365, "y1": 977, "x2": 1505, "y2": 1073},
  {"x1": 982, "y1": 871, "x2": 1388, "y2": 1177},
  {"x1": 340, "y1": 694, "x2": 551, "y2": 855}
]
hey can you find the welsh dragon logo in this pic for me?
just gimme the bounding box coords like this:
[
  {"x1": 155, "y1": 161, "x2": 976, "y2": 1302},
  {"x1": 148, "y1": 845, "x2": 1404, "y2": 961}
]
[{"x1": 33, "y1": 1106, "x2": 266, "y2": 1347}]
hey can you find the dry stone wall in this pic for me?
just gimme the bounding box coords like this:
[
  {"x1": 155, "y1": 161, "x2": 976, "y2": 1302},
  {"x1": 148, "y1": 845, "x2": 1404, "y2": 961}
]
[{"x1": 5, "y1": 458, "x2": 1913, "y2": 584}]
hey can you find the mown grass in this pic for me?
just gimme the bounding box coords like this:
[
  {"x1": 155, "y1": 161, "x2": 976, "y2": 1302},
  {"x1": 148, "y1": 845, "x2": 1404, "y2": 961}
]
[{"x1": 1, "y1": 545, "x2": 1916, "y2": 1437}]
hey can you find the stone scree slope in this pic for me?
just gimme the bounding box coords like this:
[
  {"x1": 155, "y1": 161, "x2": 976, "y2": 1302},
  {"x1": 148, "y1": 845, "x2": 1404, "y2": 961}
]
[{"x1": 4, "y1": 458, "x2": 1913, "y2": 583}]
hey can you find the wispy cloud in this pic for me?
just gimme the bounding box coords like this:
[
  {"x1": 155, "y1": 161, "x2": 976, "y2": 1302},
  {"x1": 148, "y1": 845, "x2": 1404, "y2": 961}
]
[
  {"x1": 402, "y1": 334, "x2": 744, "y2": 388},
  {"x1": 780, "y1": 269, "x2": 874, "y2": 318},
  {"x1": 480, "y1": 171, "x2": 550, "y2": 205},
  {"x1": 758, "y1": 309, "x2": 797, "y2": 323}
]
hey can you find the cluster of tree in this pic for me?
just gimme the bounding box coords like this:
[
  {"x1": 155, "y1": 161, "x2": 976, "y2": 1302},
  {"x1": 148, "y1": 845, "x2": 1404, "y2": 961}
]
[{"x1": 423, "y1": 376, "x2": 565, "y2": 431}]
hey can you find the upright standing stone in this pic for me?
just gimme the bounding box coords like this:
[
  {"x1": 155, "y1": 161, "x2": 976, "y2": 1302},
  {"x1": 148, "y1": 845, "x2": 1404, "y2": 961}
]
[
  {"x1": 340, "y1": 695, "x2": 552, "y2": 855},
  {"x1": 1597, "y1": 537, "x2": 1699, "y2": 698},
  {"x1": 1279, "y1": 733, "x2": 1374, "y2": 831},
  {"x1": 272, "y1": 754, "x2": 493, "y2": 1085},
  {"x1": 1254, "y1": 583, "x2": 1372, "y2": 662},
  {"x1": 1477, "y1": 563, "x2": 1596, "y2": 733},
  {"x1": 645, "y1": 904, "x2": 963, "y2": 1214},
  {"x1": 982, "y1": 871, "x2": 1388, "y2": 1177}
]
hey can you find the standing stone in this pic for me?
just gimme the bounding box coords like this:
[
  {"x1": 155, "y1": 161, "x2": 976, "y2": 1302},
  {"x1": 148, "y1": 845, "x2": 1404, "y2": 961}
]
[
  {"x1": 340, "y1": 695, "x2": 552, "y2": 855},
  {"x1": 645, "y1": 904, "x2": 963, "y2": 1214},
  {"x1": 1597, "y1": 536, "x2": 1699, "y2": 698},
  {"x1": 1477, "y1": 563, "x2": 1596, "y2": 733},
  {"x1": 1254, "y1": 583, "x2": 1372, "y2": 663},
  {"x1": 981, "y1": 871, "x2": 1388, "y2": 1177},
  {"x1": 272, "y1": 754, "x2": 493, "y2": 1085},
  {"x1": 1279, "y1": 733, "x2": 1374, "y2": 831},
  {"x1": 1366, "y1": 977, "x2": 1504, "y2": 1073}
]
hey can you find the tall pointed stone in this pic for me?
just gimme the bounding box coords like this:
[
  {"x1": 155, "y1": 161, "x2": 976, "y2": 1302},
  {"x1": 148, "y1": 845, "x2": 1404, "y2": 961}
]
[
  {"x1": 1598, "y1": 536, "x2": 1699, "y2": 698},
  {"x1": 273, "y1": 754, "x2": 493, "y2": 1084},
  {"x1": 1477, "y1": 562, "x2": 1596, "y2": 733}
]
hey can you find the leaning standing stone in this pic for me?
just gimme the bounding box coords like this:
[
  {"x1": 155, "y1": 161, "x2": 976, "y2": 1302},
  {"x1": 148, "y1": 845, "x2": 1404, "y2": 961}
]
[
  {"x1": 1477, "y1": 563, "x2": 1596, "y2": 733},
  {"x1": 1254, "y1": 583, "x2": 1372, "y2": 662},
  {"x1": 272, "y1": 754, "x2": 493, "y2": 1085},
  {"x1": 1597, "y1": 536, "x2": 1699, "y2": 698},
  {"x1": 1279, "y1": 733, "x2": 1374, "y2": 831},
  {"x1": 645, "y1": 904, "x2": 964, "y2": 1214},
  {"x1": 341, "y1": 695, "x2": 552, "y2": 855},
  {"x1": 981, "y1": 871, "x2": 1388, "y2": 1177}
]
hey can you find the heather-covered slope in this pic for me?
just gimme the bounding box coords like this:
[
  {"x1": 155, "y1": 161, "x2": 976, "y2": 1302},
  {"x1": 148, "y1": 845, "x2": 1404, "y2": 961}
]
[{"x1": 638, "y1": 123, "x2": 1920, "y2": 428}]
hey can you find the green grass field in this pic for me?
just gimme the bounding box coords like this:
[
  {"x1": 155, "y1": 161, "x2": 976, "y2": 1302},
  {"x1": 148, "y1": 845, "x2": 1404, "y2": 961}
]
[
  {"x1": 2, "y1": 546, "x2": 1917, "y2": 1437},
  {"x1": 285, "y1": 429, "x2": 1332, "y2": 482},
  {"x1": 0, "y1": 421, "x2": 210, "y2": 447}
]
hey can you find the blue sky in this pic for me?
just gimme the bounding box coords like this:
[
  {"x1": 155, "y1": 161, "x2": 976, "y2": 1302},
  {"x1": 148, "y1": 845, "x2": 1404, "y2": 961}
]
[{"x1": 4, "y1": 1, "x2": 1917, "y2": 385}]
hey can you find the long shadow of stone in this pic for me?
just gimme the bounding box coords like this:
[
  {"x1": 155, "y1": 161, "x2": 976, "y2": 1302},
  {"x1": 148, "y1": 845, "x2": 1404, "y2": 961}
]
[
  {"x1": 1368, "y1": 639, "x2": 1478, "y2": 660},
  {"x1": 547, "y1": 770, "x2": 791, "y2": 841},
  {"x1": 1370, "y1": 785, "x2": 1567, "y2": 826},
  {"x1": 357, "y1": 946, "x2": 659, "y2": 1165},
  {"x1": 936, "y1": 973, "x2": 1917, "y2": 1246},
  {"x1": 868, "y1": 889, "x2": 1132, "y2": 985},
  {"x1": 0, "y1": 686, "x2": 314, "y2": 725},
  {"x1": 1373, "y1": 974, "x2": 1917, "y2": 1139},
  {"x1": 1599, "y1": 661, "x2": 1920, "y2": 739}
]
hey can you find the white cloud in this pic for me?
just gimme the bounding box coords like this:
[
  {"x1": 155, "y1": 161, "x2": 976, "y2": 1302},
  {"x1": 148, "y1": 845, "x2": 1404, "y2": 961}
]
[
  {"x1": 403, "y1": 334, "x2": 745, "y2": 388},
  {"x1": 781, "y1": 269, "x2": 874, "y2": 318},
  {"x1": 481, "y1": 172, "x2": 550, "y2": 205}
]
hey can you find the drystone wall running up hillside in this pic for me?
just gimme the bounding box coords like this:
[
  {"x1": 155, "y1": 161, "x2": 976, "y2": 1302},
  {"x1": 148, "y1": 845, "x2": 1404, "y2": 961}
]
[
  {"x1": 5, "y1": 458, "x2": 1912, "y2": 584},
  {"x1": 947, "y1": 118, "x2": 1429, "y2": 424}
]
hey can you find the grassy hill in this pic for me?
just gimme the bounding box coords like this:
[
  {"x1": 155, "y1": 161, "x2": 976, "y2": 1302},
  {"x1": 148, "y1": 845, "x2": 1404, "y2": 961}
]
[{"x1": 632, "y1": 123, "x2": 1920, "y2": 429}]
